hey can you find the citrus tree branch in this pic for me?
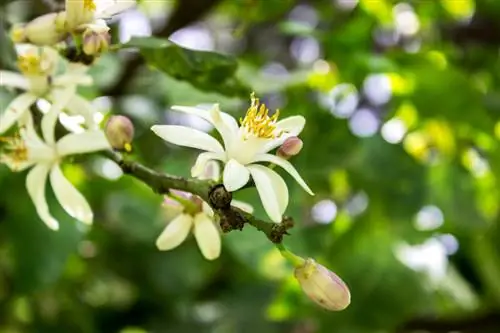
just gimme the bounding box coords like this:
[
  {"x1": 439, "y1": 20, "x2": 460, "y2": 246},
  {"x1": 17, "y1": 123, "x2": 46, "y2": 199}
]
[{"x1": 104, "y1": 150, "x2": 294, "y2": 243}]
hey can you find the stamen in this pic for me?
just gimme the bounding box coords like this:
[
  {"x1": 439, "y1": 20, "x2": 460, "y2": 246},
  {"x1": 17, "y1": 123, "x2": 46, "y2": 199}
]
[
  {"x1": 0, "y1": 134, "x2": 28, "y2": 168},
  {"x1": 83, "y1": 0, "x2": 97, "y2": 11},
  {"x1": 240, "y1": 93, "x2": 282, "y2": 139}
]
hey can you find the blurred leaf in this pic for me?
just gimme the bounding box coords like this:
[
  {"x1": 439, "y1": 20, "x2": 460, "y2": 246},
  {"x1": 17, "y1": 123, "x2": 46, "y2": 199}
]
[{"x1": 125, "y1": 37, "x2": 249, "y2": 96}]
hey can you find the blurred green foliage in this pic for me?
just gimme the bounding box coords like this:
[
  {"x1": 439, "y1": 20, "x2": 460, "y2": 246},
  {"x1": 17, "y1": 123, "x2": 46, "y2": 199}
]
[{"x1": 1, "y1": 0, "x2": 500, "y2": 332}]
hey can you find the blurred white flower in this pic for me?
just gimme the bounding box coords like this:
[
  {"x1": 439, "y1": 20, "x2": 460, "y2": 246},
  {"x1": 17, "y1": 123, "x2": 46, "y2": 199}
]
[
  {"x1": 156, "y1": 161, "x2": 253, "y2": 260},
  {"x1": 0, "y1": 44, "x2": 95, "y2": 134},
  {"x1": 151, "y1": 93, "x2": 314, "y2": 223},
  {"x1": 0, "y1": 104, "x2": 110, "y2": 230},
  {"x1": 65, "y1": 0, "x2": 136, "y2": 32}
]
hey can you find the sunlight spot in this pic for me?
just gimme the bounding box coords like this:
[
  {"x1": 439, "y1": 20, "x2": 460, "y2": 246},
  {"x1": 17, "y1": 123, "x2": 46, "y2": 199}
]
[
  {"x1": 320, "y1": 83, "x2": 359, "y2": 118},
  {"x1": 363, "y1": 73, "x2": 392, "y2": 105},
  {"x1": 349, "y1": 108, "x2": 379, "y2": 137},
  {"x1": 415, "y1": 205, "x2": 444, "y2": 231},
  {"x1": 59, "y1": 113, "x2": 85, "y2": 133},
  {"x1": 335, "y1": 0, "x2": 359, "y2": 11},
  {"x1": 381, "y1": 117, "x2": 407, "y2": 144},
  {"x1": 288, "y1": 4, "x2": 319, "y2": 29},
  {"x1": 438, "y1": 234, "x2": 459, "y2": 255},
  {"x1": 311, "y1": 199, "x2": 337, "y2": 224},
  {"x1": 345, "y1": 192, "x2": 369, "y2": 217},
  {"x1": 393, "y1": 3, "x2": 420, "y2": 36},
  {"x1": 290, "y1": 37, "x2": 320, "y2": 64}
]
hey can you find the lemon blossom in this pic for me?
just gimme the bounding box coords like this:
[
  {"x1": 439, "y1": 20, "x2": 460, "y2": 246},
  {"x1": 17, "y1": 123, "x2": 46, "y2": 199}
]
[
  {"x1": 65, "y1": 0, "x2": 136, "y2": 32},
  {"x1": 0, "y1": 97, "x2": 111, "y2": 230},
  {"x1": 156, "y1": 161, "x2": 253, "y2": 260},
  {"x1": 151, "y1": 94, "x2": 314, "y2": 223},
  {"x1": 0, "y1": 44, "x2": 98, "y2": 134}
]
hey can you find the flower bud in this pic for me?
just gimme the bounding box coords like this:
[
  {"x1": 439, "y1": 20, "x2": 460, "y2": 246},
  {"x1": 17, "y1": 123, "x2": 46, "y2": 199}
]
[
  {"x1": 294, "y1": 258, "x2": 350, "y2": 311},
  {"x1": 105, "y1": 115, "x2": 134, "y2": 152},
  {"x1": 23, "y1": 12, "x2": 67, "y2": 46},
  {"x1": 82, "y1": 24, "x2": 111, "y2": 56},
  {"x1": 277, "y1": 136, "x2": 303, "y2": 159},
  {"x1": 10, "y1": 25, "x2": 27, "y2": 43}
]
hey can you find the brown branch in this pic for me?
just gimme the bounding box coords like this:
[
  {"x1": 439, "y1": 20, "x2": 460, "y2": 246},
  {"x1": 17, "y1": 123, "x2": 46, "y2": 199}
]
[
  {"x1": 398, "y1": 312, "x2": 500, "y2": 333},
  {"x1": 105, "y1": 150, "x2": 293, "y2": 243}
]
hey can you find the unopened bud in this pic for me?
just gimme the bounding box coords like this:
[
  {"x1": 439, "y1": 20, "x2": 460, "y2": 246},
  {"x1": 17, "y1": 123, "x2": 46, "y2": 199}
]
[
  {"x1": 10, "y1": 25, "x2": 27, "y2": 43},
  {"x1": 294, "y1": 258, "x2": 350, "y2": 311},
  {"x1": 277, "y1": 136, "x2": 303, "y2": 159},
  {"x1": 82, "y1": 24, "x2": 111, "y2": 56},
  {"x1": 105, "y1": 115, "x2": 134, "y2": 152},
  {"x1": 23, "y1": 12, "x2": 67, "y2": 45}
]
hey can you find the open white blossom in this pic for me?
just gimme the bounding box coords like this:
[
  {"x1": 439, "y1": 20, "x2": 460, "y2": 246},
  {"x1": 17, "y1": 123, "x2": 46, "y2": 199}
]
[
  {"x1": 151, "y1": 94, "x2": 314, "y2": 223},
  {"x1": 0, "y1": 98, "x2": 111, "y2": 230},
  {"x1": 156, "y1": 161, "x2": 253, "y2": 260},
  {"x1": 65, "y1": 0, "x2": 136, "y2": 32},
  {"x1": 0, "y1": 44, "x2": 97, "y2": 134}
]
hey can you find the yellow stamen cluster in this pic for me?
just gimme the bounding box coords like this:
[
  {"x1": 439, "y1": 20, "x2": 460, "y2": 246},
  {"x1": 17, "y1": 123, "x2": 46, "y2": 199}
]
[
  {"x1": 240, "y1": 93, "x2": 281, "y2": 139},
  {"x1": 0, "y1": 135, "x2": 28, "y2": 168},
  {"x1": 84, "y1": 0, "x2": 97, "y2": 11},
  {"x1": 10, "y1": 25, "x2": 26, "y2": 43}
]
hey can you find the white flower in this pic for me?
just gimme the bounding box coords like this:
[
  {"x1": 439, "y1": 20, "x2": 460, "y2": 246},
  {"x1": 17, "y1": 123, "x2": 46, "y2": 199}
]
[
  {"x1": 0, "y1": 100, "x2": 111, "y2": 230},
  {"x1": 0, "y1": 44, "x2": 95, "y2": 134},
  {"x1": 65, "y1": 0, "x2": 136, "y2": 32},
  {"x1": 156, "y1": 161, "x2": 253, "y2": 260},
  {"x1": 151, "y1": 94, "x2": 314, "y2": 223}
]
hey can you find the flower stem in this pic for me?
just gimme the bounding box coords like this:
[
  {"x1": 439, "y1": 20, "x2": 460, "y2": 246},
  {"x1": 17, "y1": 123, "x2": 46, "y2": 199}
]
[
  {"x1": 168, "y1": 192, "x2": 199, "y2": 215},
  {"x1": 276, "y1": 243, "x2": 304, "y2": 268}
]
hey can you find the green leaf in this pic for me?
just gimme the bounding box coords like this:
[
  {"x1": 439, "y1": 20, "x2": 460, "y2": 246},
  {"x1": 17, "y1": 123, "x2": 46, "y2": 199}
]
[
  {"x1": 125, "y1": 37, "x2": 249, "y2": 96},
  {"x1": 0, "y1": 23, "x2": 17, "y2": 70}
]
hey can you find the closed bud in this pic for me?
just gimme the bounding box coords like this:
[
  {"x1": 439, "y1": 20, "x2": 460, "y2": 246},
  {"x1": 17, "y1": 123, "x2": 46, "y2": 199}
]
[
  {"x1": 82, "y1": 24, "x2": 111, "y2": 56},
  {"x1": 277, "y1": 136, "x2": 303, "y2": 159},
  {"x1": 10, "y1": 25, "x2": 27, "y2": 43},
  {"x1": 24, "y1": 12, "x2": 67, "y2": 45},
  {"x1": 294, "y1": 258, "x2": 350, "y2": 311},
  {"x1": 105, "y1": 115, "x2": 134, "y2": 152}
]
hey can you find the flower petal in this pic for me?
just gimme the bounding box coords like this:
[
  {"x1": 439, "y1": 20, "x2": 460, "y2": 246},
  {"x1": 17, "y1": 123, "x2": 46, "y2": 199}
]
[
  {"x1": 52, "y1": 73, "x2": 93, "y2": 87},
  {"x1": 26, "y1": 163, "x2": 59, "y2": 230},
  {"x1": 49, "y1": 164, "x2": 93, "y2": 224},
  {"x1": 97, "y1": 0, "x2": 136, "y2": 18},
  {"x1": 0, "y1": 93, "x2": 36, "y2": 134},
  {"x1": 65, "y1": 0, "x2": 94, "y2": 30},
  {"x1": 260, "y1": 115, "x2": 306, "y2": 152},
  {"x1": 56, "y1": 130, "x2": 110, "y2": 157},
  {"x1": 231, "y1": 200, "x2": 254, "y2": 214},
  {"x1": 247, "y1": 164, "x2": 289, "y2": 223},
  {"x1": 42, "y1": 87, "x2": 75, "y2": 144},
  {"x1": 193, "y1": 212, "x2": 221, "y2": 260},
  {"x1": 253, "y1": 153, "x2": 314, "y2": 195},
  {"x1": 171, "y1": 105, "x2": 239, "y2": 133},
  {"x1": 0, "y1": 71, "x2": 30, "y2": 90},
  {"x1": 65, "y1": 94, "x2": 98, "y2": 129},
  {"x1": 151, "y1": 125, "x2": 224, "y2": 154},
  {"x1": 223, "y1": 159, "x2": 250, "y2": 191},
  {"x1": 191, "y1": 152, "x2": 225, "y2": 179},
  {"x1": 209, "y1": 105, "x2": 238, "y2": 148},
  {"x1": 156, "y1": 213, "x2": 193, "y2": 251}
]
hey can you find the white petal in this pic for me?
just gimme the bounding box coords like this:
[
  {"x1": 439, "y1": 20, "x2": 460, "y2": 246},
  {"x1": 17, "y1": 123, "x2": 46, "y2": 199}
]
[
  {"x1": 41, "y1": 87, "x2": 75, "y2": 144},
  {"x1": 276, "y1": 116, "x2": 306, "y2": 135},
  {"x1": 231, "y1": 200, "x2": 254, "y2": 214},
  {"x1": 202, "y1": 201, "x2": 214, "y2": 218},
  {"x1": 209, "y1": 105, "x2": 238, "y2": 148},
  {"x1": 56, "y1": 130, "x2": 110, "y2": 157},
  {"x1": 0, "y1": 71, "x2": 30, "y2": 90},
  {"x1": 52, "y1": 74, "x2": 93, "y2": 86},
  {"x1": 193, "y1": 213, "x2": 221, "y2": 260},
  {"x1": 65, "y1": 94, "x2": 98, "y2": 129},
  {"x1": 223, "y1": 159, "x2": 250, "y2": 191},
  {"x1": 50, "y1": 164, "x2": 93, "y2": 224},
  {"x1": 260, "y1": 116, "x2": 306, "y2": 152},
  {"x1": 253, "y1": 153, "x2": 314, "y2": 195},
  {"x1": 0, "y1": 93, "x2": 36, "y2": 134},
  {"x1": 171, "y1": 105, "x2": 239, "y2": 133},
  {"x1": 151, "y1": 125, "x2": 224, "y2": 154},
  {"x1": 203, "y1": 160, "x2": 221, "y2": 181},
  {"x1": 26, "y1": 163, "x2": 59, "y2": 230},
  {"x1": 191, "y1": 152, "x2": 225, "y2": 179},
  {"x1": 156, "y1": 213, "x2": 193, "y2": 251},
  {"x1": 65, "y1": 0, "x2": 94, "y2": 29},
  {"x1": 97, "y1": 0, "x2": 135, "y2": 18},
  {"x1": 247, "y1": 164, "x2": 289, "y2": 223}
]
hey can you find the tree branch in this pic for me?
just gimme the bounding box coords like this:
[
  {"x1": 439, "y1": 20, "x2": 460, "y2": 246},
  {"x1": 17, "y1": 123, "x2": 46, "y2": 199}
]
[{"x1": 104, "y1": 150, "x2": 293, "y2": 243}]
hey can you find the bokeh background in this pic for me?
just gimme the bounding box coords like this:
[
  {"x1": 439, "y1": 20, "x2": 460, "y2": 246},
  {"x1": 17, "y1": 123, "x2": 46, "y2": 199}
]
[{"x1": 1, "y1": 0, "x2": 500, "y2": 332}]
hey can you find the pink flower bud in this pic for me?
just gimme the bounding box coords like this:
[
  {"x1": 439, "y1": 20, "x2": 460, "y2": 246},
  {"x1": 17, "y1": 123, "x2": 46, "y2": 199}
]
[
  {"x1": 105, "y1": 115, "x2": 134, "y2": 151},
  {"x1": 294, "y1": 258, "x2": 350, "y2": 311},
  {"x1": 277, "y1": 136, "x2": 303, "y2": 159},
  {"x1": 82, "y1": 25, "x2": 111, "y2": 56}
]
